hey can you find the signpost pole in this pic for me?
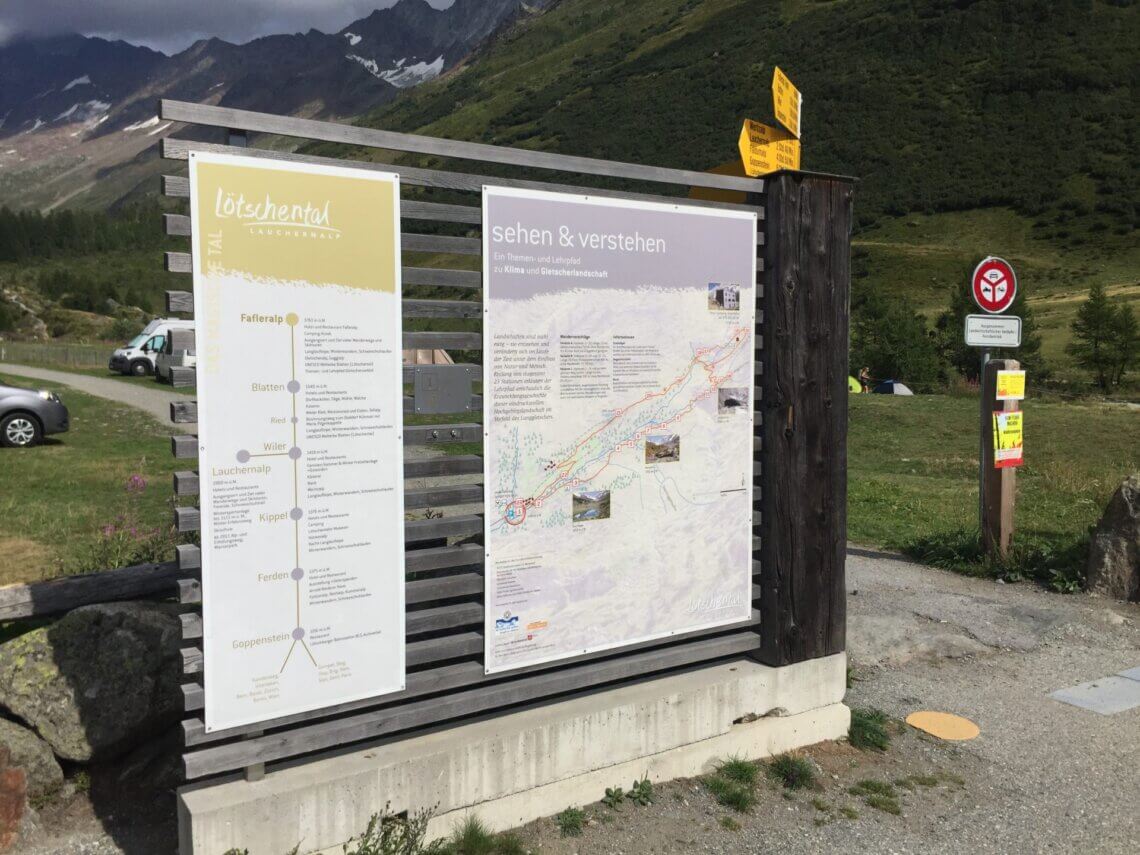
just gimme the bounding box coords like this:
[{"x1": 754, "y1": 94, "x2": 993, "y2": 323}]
[
  {"x1": 977, "y1": 347, "x2": 990, "y2": 532},
  {"x1": 981, "y1": 359, "x2": 1019, "y2": 557}
]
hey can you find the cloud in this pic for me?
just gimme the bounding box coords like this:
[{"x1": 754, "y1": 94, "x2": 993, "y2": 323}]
[{"x1": 0, "y1": 0, "x2": 454, "y2": 54}]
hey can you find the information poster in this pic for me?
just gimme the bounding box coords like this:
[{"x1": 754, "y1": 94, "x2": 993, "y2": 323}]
[
  {"x1": 995, "y1": 370, "x2": 1026, "y2": 401},
  {"x1": 190, "y1": 153, "x2": 405, "y2": 731},
  {"x1": 483, "y1": 186, "x2": 756, "y2": 673},
  {"x1": 993, "y1": 410, "x2": 1024, "y2": 468}
]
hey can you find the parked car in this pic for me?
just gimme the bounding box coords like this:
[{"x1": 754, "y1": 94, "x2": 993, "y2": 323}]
[
  {"x1": 0, "y1": 377, "x2": 70, "y2": 447},
  {"x1": 109, "y1": 318, "x2": 194, "y2": 376}
]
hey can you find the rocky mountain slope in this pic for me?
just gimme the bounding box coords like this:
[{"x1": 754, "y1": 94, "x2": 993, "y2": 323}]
[{"x1": 0, "y1": 0, "x2": 534, "y2": 209}]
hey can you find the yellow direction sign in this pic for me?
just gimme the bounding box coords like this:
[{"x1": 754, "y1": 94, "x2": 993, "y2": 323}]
[
  {"x1": 772, "y1": 66, "x2": 802, "y2": 138},
  {"x1": 738, "y1": 119, "x2": 801, "y2": 176}
]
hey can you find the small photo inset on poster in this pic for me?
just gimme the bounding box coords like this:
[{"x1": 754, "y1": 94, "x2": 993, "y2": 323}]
[
  {"x1": 707, "y1": 282, "x2": 740, "y2": 311},
  {"x1": 645, "y1": 433, "x2": 680, "y2": 463},
  {"x1": 718, "y1": 387, "x2": 749, "y2": 414},
  {"x1": 572, "y1": 490, "x2": 611, "y2": 522}
]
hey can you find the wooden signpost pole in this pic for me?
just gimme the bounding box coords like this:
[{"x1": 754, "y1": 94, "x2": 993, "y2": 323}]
[{"x1": 981, "y1": 358, "x2": 1019, "y2": 557}]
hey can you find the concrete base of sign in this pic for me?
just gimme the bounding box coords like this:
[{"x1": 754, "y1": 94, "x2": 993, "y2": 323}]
[{"x1": 178, "y1": 653, "x2": 848, "y2": 854}]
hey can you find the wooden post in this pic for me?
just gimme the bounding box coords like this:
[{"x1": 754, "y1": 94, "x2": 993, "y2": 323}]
[
  {"x1": 981, "y1": 358, "x2": 1019, "y2": 557},
  {"x1": 756, "y1": 171, "x2": 854, "y2": 667}
]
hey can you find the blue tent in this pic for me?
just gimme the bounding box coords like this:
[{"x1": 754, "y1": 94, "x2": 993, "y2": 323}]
[{"x1": 872, "y1": 379, "x2": 914, "y2": 395}]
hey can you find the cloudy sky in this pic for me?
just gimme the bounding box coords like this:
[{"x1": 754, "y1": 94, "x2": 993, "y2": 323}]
[{"x1": 0, "y1": 0, "x2": 454, "y2": 54}]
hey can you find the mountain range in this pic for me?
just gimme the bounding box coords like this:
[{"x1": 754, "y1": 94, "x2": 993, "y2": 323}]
[{"x1": 0, "y1": 0, "x2": 539, "y2": 208}]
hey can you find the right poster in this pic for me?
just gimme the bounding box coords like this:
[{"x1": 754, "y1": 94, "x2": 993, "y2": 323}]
[{"x1": 483, "y1": 186, "x2": 757, "y2": 674}]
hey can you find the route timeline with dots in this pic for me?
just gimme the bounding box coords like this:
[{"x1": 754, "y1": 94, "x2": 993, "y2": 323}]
[{"x1": 190, "y1": 153, "x2": 406, "y2": 732}]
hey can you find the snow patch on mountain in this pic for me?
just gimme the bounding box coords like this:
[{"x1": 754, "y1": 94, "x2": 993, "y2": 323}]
[
  {"x1": 383, "y1": 56, "x2": 444, "y2": 88},
  {"x1": 344, "y1": 32, "x2": 362, "y2": 46},
  {"x1": 148, "y1": 121, "x2": 173, "y2": 136},
  {"x1": 63, "y1": 75, "x2": 91, "y2": 91},
  {"x1": 123, "y1": 116, "x2": 161, "y2": 132}
]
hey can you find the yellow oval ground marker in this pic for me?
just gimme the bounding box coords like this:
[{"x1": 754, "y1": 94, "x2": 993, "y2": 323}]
[{"x1": 905, "y1": 711, "x2": 980, "y2": 741}]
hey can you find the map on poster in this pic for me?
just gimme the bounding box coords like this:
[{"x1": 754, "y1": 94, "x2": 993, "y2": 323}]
[
  {"x1": 190, "y1": 153, "x2": 405, "y2": 731},
  {"x1": 483, "y1": 187, "x2": 757, "y2": 674}
]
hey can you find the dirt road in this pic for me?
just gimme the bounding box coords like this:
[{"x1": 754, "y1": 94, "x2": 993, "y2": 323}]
[{"x1": 0, "y1": 363, "x2": 192, "y2": 430}]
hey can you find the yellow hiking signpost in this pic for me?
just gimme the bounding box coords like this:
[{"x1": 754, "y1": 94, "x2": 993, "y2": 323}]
[
  {"x1": 737, "y1": 119, "x2": 801, "y2": 177},
  {"x1": 735, "y1": 67, "x2": 803, "y2": 177},
  {"x1": 772, "y1": 66, "x2": 802, "y2": 138}
]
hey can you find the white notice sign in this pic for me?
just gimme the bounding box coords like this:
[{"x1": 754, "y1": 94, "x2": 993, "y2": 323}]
[
  {"x1": 965, "y1": 314, "x2": 1021, "y2": 348},
  {"x1": 483, "y1": 186, "x2": 756, "y2": 674},
  {"x1": 191, "y1": 153, "x2": 405, "y2": 732}
]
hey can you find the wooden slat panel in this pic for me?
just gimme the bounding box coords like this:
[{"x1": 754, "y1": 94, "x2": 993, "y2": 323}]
[
  {"x1": 176, "y1": 544, "x2": 201, "y2": 571},
  {"x1": 178, "y1": 578, "x2": 201, "y2": 604},
  {"x1": 171, "y1": 400, "x2": 197, "y2": 424},
  {"x1": 168, "y1": 328, "x2": 195, "y2": 352},
  {"x1": 405, "y1": 514, "x2": 482, "y2": 543},
  {"x1": 165, "y1": 212, "x2": 191, "y2": 236},
  {"x1": 173, "y1": 471, "x2": 199, "y2": 497},
  {"x1": 182, "y1": 646, "x2": 202, "y2": 675},
  {"x1": 403, "y1": 424, "x2": 482, "y2": 446},
  {"x1": 160, "y1": 100, "x2": 765, "y2": 194},
  {"x1": 174, "y1": 506, "x2": 200, "y2": 533},
  {"x1": 402, "y1": 233, "x2": 480, "y2": 256},
  {"x1": 181, "y1": 612, "x2": 202, "y2": 640},
  {"x1": 173, "y1": 425, "x2": 480, "y2": 458},
  {"x1": 403, "y1": 332, "x2": 481, "y2": 350},
  {"x1": 406, "y1": 602, "x2": 482, "y2": 635},
  {"x1": 178, "y1": 570, "x2": 481, "y2": 605},
  {"x1": 167, "y1": 290, "x2": 193, "y2": 313},
  {"x1": 160, "y1": 141, "x2": 764, "y2": 216},
  {"x1": 404, "y1": 454, "x2": 482, "y2": 478},
  {"x1": 168, "y1": 289, "x2": 484, "y2": 316},
  {"x1": 0, "y1": 561, "x2": 180, "y2": 621},
  {"x1": 165, "y1": 251, "x2": 191, "y2": 273},
  {"x1": 403, "y1": 298, "x2": 481, "y2": 319},
  {"x1": 401, "y1": 200, "x2": 481, "y2": 225},
  {"x1": 183, "y1": 683, "x2": 204, "y2": 712},
  {"x1": 181, "y1": 632, "x2": 758, "y2": 778},
  {"x1": 405, "y1": 543, "x2": 483, "y2": 573},
  {"x1": 406, "y1": 631, "x2": 481, "y2": 667},
  {"x1": 172, "y1": 434, "x2": 197, "y2": 458},
  {"x1": 181, "y1": 603, "x2": 481, "y2": 643},
  {"x1": 170, "y1": 367, "x2": 196, "y2": 388},
  {"x1": 403, "y1": 267, "x2": 481, "y2": 290},
  {"x1": 169, "y1": 455, "x2": 483, "y2": 494},
  {"x1": 404, "y1": 484, "x2": 483, "y2": 510}
]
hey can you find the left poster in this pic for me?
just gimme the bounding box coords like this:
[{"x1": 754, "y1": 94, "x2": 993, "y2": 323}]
[{"x1": 190, "y1": 153, "x2": 405, "y2": 732}]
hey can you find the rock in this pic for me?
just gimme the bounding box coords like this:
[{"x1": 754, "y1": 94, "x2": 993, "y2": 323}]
[
  {"x1": 0, "y1": 748, "x2": 27, "y2": 853},
  {"x1": 0, "y1": 720, "x2": 62, "y2": 801},
  {"x1": 0, "y1": 603, "x2": 181, "y2": 762},
  {"x1": 1086, "y1": 474, "x2": 1140, "y2": 602}
]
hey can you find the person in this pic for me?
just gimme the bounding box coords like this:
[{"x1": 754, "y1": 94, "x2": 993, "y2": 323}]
[{"x1": 859, "y1": 366, "x2": 872, "y2": 393}]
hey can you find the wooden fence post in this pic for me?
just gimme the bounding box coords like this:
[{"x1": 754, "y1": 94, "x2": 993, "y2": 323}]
[
  {"x1": 756, "y1": 171, "x2": 854, "y2": 667},
  {"x1": 981, "y1": 358, "x2": 1019, "y2": 557}
]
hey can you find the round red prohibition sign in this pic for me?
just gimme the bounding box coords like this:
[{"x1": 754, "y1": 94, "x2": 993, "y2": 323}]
[{"x1": 971, "y1": 256, "x2": 1017, "y2": 314}]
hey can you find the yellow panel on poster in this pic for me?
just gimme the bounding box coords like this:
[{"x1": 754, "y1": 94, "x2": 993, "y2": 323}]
[
  {"x1": 996, "y1": 370, "x2": 1025, "y2": 401},
  {"x1": 772, "y1": 66, "x2": 802, "y2": 138},
  {"x1": 737, "y1": 119, "x2": 801, "y2": 177}
]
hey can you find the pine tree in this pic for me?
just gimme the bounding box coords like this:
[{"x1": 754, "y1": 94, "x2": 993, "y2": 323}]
[
  {"x1": 1108, "y1": 304, "x2": 1139, "y2": 388},
  {"x1": 1066, "y1": 283, "x2": 1119, "y2": 391}
]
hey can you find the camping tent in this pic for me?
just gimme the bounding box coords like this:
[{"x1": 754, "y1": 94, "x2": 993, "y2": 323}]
[
  {"x1": 872, "y1": 380, "x2": 914, "y2": 395},
  {"x1": 848, "y1": 376, "x2": 862, "y2": 393}
]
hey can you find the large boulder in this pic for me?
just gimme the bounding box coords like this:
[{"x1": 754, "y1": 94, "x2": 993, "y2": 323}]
[
  {"x1": 0, "y1": 720, "x2": 61, "y2": 801},
  {"x1": 0, "y1": 603, "x2": 181, "y2": 762},
  {"x1": 1087, "y1": 474, "x2": 1140, "y2": 602}
]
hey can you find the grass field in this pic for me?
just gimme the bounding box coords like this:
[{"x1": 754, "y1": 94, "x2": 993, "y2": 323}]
[
  {"x1": 849, "y1": 393, "x2": 1140, "y2": 586},
  {"x1": 0, "y1": 373, "x2": 180, "y2": 585}
]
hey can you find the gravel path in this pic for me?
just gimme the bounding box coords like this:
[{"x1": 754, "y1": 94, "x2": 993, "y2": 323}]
[
  {"x1": 0, "y1": 362, "x2": 191, "y2": 431},
  {"x1": 17, "y1": 548, "x2": 1139, "y2": 854}
]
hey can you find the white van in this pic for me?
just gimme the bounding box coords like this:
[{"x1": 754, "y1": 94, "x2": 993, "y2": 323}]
[{"x1": 108, "y1": 318, "x2": 195, "y2": 377}]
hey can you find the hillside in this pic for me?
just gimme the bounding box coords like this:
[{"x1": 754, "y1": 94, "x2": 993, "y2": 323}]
[{"x1": 338, "y1": 0, "x2": 1137, "y2": 379}]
